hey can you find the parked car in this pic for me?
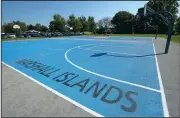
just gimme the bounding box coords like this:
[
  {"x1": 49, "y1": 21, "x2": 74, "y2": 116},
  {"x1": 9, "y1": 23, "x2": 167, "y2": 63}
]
[
  {"x1": 46, "y1": 33, "x2": 52, "y2": 37},
  {"x1": 62, "y1": 32, "x2": 68, "y2": 36},
  {"x1": 23, "y1": 34, "x2": 31, "y2": 38},
  {"x1": 75, "y1": 32, "x2": 82, "y2": 35},
  {"x1": 17, "y1": 35, "x2": 24, "y2": 38},
  {"x1": 40, "y1": 32, "x2": 48, "y2": 37},
  {"x1": 6, "y1": 33, "x2": 16, "y2": 38},
  {"x1": 29, "y1": 33, "x2": 41, "y2": 37},
  {"x1": 79, "y1": 32, "x2": 83, "y2": 35},
  {"x1": 1, "y1": 34, "x2": 8, "y2": 39},
  {"x1": 56, "y1": 32, "x2": 63, "y2": 36}
]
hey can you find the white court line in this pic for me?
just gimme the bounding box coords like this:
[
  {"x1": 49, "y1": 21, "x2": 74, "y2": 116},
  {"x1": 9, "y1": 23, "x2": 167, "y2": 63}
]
[
  {"x1": 2, "y1": 62, "x2": 103, "y2": 117},
  {"x1": 152, "y1": 39, "x2": 169, "y2": 117},
  {"x1": 84, "y1": 44, "x2": 142, "y2": 50},
  {"x1": 78, "y1": 46, "x2": 154, "y2": 58},
  {"x1": 2, "y1": 37, "x2": 152, "y2": 45},
  {"x1": 65, "y1": 44, "x2": 160, "y2": 93},
  {"x1": 88, "y1": 44, "x2": 152, "y2": 49},
  {"x1": 86, "y1": 45, "x2": 100, "y2": 50}
]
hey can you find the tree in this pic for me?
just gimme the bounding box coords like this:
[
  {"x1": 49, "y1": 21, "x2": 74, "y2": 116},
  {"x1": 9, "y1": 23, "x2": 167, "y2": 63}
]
[
  {"x1": 27, "y1": 24, "x2": 35, "y2": 30},
  {"x1": 175, "y1": 17, "x2": 180, "y2": 34},
  {"x1": 34, "y1": 23, "x2": 41, "y2": 31},
  {"x1": 68, "y1": 14, "x2": 82, "y2": 32},
  {"x1": 41, "y1": 25, "x2": 48, "y2": 32},
  {"x1": 34, "y1": 24, "x2": 48, "y2": 32},
  {"x1": 73, "y1": 19, "x2": 82, "y2": 32},
  {"x1": 136, "y1": 0, "x2": 179, "y2": 33},
  {"x1": 12, "y1": 21, "x2": 27, "y2": 33},
  {"x1": 2, "y1": 25, "x2": 5, "y2": 33},
  {"x1": 2, "y1": 22, "x2": 14, "y2": 33},
  {"x1": 78, "y1": 16, "x2": 89, "y2": 32},
  {"x1": 96, "y1": 17, "x2": 114, "y2": 34},
  {"x1": 49, "y1": 14, "x2": 66, "y2": 32},
  {"x1": 2, "y1": 21, "x2": 27, "y2": 34},
  {"x1": 68, "y1": 14, "x2": 76, "y2": 27},
  {"x1": 147, "y1": 0, "x2": 179, "y2": 20},
  {"x1": 111, "y1": 11, "x2": 134, "y2": 34},
  {"x1": 53, "y1": 14, "x2": 62, "y2": 21},
  {"x1": 88, "y1": 16, "x2": 96, "y2": 33},
  {"x1": 132, "y1": 7, "x2": 156, "y2": 34}
]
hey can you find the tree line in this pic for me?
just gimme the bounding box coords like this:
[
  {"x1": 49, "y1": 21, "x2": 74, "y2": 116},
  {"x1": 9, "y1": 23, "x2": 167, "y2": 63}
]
[{"x1": 2, "y1": 0, "x2": 180, "y2": 34}]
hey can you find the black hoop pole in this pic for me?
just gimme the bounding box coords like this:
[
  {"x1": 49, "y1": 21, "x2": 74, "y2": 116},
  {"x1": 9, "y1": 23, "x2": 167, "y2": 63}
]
[
  {"x1": 146, "y1": 11, "x2": 174, "y2": 54},
  {"x1": 164, "y1": 13, "x2": 174, "y2": 54},
  {"x1": 155, "y1": 26, "x2": 158, "y2": 39}
]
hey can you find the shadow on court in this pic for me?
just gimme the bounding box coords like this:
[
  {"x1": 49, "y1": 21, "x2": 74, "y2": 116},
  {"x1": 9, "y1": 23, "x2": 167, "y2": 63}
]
[{"x1": 90, "y1": 52, "x2": 165, "y2": 58}]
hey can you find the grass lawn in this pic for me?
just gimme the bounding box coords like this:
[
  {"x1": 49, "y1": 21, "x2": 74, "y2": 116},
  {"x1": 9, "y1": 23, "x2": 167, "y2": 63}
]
[
  {"x1": 88, "y1": 34, "x2": 180, "y2": 44},
  {"x1": 2, "y1": 34, "x2": 180, "y2": 44},
  {"x1": 1, "y1": 37, "x2": 45, "y2": 42},
  {"x1": 1, "y1": 36, "x2": 70, "y2": 42}
]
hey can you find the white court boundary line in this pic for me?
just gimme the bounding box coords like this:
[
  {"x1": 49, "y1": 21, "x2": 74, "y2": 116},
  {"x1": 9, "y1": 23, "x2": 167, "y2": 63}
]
[
  {"x1": 78, "y1": 46, "x2": 154, "y2": 58},
  {"x1": 65, "y1": 44, "x2": 160, "y2": 93},
  {"x1": 85, "y1": 44, "x2": 152, "y2": 49},
  {"x1": 1, "y1": 62, "x2": 103, "y2": 117},
  {"x1": 152, "y1": 39, "x2": 169, "y2": 117},
  {"x1": 2, "y1": 37, "x2": 152, "y2": 44}
]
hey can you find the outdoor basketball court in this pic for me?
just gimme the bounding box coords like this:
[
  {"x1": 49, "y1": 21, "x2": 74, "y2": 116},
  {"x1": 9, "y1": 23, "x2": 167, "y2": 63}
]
[{"x1": 2, "y1": 36, "x2": 169, "y2": 117}]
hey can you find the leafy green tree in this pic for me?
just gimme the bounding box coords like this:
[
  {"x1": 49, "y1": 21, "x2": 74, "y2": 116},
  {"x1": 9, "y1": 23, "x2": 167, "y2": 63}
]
[
  {"x1": 2, "y1": 21, "x2": 26, "y2": 34},
  {"x1": 88, "y1": 16, "x2": 96, "y2": 33},
  {"x1": 34, "y1": 24, "x2": 48, "y2": 32},
  {"x1": 78, "y1": 16, "x2": 89, "y2": 32},
  {"x1": 49, "y1": 14, "x2": 66, "y2": 32},
  {"x1": 111, "y1": 11, "x2": 134, "y2": 33},
  {"x1": 96, "y1": 17, "x2": 114, "y2": 34},
  {"x1": 147, "y1": 0, "x2": 179, "y2": 33},
  {"x1": 96, "y1": 26, "x2": 105, "y2": 34},
  {"x1": 67, "y1": 14, "x2": 82, "y2": 32},
  {"x1": 68, "y1": 14, "x2": 76, "y2": 27},
  {"x1": 34, "y1": 23, "x2": 41, "y2": 31},
  {"x1": 40, "y1": 25, "x2": 48, "y2": 32},
  {"x1": 175, "y1": 17, "x2": 180, "y2": 34},
  {"x1": 1, "y1": 25, "x2": 5, "y2": 33},
  {"x1": 73, "y1": 19, "x2": 82, "y2": 32},
  {"x1": 133, "y1": 7, "x2": 157, "y2": 34},
  {"x1": 147, "y1": 0, "x2": 179, "y2": 20},
  {"x1": 53, "y1": 14, "x2": 62, "y2": 21},
  {"x1": 27, "y1": 24, "x2": 35, "y2": 30},
  {"x1": 136, "y1": 0, "x2": 179, "y2": 33},
  {"x1": 3, "y1": 22, "x2": 14, "y2": 33},
  {"x1": 12, "y1": 21, "x2": 27, "y2": 33}
]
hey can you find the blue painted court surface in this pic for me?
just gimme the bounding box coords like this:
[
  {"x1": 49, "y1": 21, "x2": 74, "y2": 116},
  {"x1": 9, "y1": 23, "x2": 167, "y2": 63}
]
[{"x1": 2, "y1": 36, "x2": 168, "y2": 117}]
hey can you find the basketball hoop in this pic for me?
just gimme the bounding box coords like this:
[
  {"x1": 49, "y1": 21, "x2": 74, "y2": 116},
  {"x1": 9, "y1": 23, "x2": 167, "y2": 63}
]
[
  {"x1": 13, "y1": 25, "x2": 20, "y2": 29},
  {"x1": 65, "y1": 25, "x2": 73, "y2": 30},
  {"x1": 13, "y1": 25, "x2": 20, "y2": 38},
  {"x1": 143, "y1": 2, "x2": 175, "y2": 54}
]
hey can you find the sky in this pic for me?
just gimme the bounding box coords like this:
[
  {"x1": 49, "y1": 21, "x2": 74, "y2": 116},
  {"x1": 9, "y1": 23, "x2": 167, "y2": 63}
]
[{"x1": 2, "y1": 1, "x2": 180, "y2": 27}]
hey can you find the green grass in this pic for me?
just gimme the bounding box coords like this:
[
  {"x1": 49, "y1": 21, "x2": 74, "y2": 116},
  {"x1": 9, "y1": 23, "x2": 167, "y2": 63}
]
[
  {"x1": 1, "y1": 37, "x2": 44, "y2": 41},
  {"x1": 83, "y1": 32, "x2": 93, "y2": 35},
  {"x1": 2, "y1": 34, "x2": 180, "y2": 44},
  {"x1": 1, "y1": 36, "x2": 70, "y2": 42},
  {"x1": 88, "y1": 33, "x2": 180, "y2": 44}
]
